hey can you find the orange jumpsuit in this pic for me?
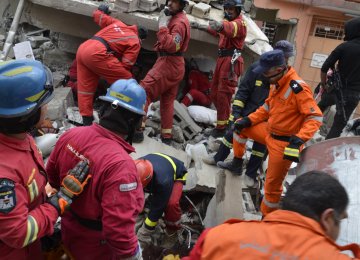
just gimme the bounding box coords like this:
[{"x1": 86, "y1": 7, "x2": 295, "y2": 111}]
[
  {"x1": 184, "y1": 210, "x2": 360, "y2": 260},
  {"x1": 141, "y1": 11, "x2": 190, "y2": 139},
  {"x1": 233, "y1": 67, "x2": 323, "y2": 215},
  {"x1": 77, "y1": 10, "x2": 141, "y2": 117},
  {"x1": 208, "y1": 16, "x2": 246, "y2": 129}
]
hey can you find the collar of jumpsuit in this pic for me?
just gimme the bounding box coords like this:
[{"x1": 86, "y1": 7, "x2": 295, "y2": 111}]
[
  {"x1": 0, "y1": 133, "x2": 33, "y2": 151},
  {"x1": 273, "y1": 66, "x2": 294, "y2": 90}
]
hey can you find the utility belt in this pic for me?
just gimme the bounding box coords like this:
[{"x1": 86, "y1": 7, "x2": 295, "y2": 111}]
[
  {"x1": 270, "y1": 133, "x2": 291, "y2": 142},
  {"x1": 91, "y1": 36, "x2": 117, "y2": 55},
  {"x1": 71, "y1": 209, "x2": 103, "y2": 231},
  {"x1": 158, "y1": 51, "x2": 183, "y2": 57},
  {"x1": 218, "y1": 48, "x2": 239, "y2": 57}
]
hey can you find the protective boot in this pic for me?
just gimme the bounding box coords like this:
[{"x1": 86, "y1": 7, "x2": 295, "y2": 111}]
[
  {"x1": 217, "y1": 157, "x2": 243, "y2": 175},
  {"x1": 161, "y1": 229, "x2": 178, "y2": 249},
  {"x1": 213, "y1": 142, "x2": 231, "y2": 163},
  {"x1": 209, "y1": 128, "x2": 226, "y2": 138},
  {"x1": 161, "y1": 137, "x2": 172, "y2": 145}
]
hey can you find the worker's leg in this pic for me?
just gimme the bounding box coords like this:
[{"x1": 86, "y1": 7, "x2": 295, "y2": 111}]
[
  {"x1": 164, "y1": 181, "x2": 184, "y2": 231},
  {"x1": 317, "y1": 91, "x2": 336, "y2": 112},
  {"x1": 260, "y1": 136, "x2": 292, "y2": 216},
  {"x1": 213, "y1": 130, "x2": 233, "y2": 162},
  {"x1": 181, "y1": 89, "x2": 211, "y2": 107},
  {"x1": 244, "y1": 142, "x2": 267, "y2": 180},
  {"x1": 215, "y1": 79, "x2": 237, "y2": 130}
]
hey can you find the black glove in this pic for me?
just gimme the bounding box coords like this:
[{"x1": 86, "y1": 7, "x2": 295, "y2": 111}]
[
  {"x1": 48, "y1": 161, "x2": 91, "y2": 214},
  {"x1": 227, "y1": 111, "x2": 241, "y2": 130},
  {"x1": 82, "y1": 116, "x2": 94, "y2": 126},
  {"x1": 98, "y1": 4, "x2": 111, "y2": 15},
  {"x1": 233, "y1": 117, "x2": 251, "y2": 134},
  {"x1": 283, "y1": 135, "x2": 304, "y2": 163}
]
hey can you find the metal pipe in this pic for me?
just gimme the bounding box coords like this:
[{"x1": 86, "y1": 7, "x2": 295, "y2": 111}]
[
  {"x1": 0, "y1": 0, "x2": 26, "y2": 61},
  {"x1": 184, "y1": 195, "x2": 205, "y2": 227}
]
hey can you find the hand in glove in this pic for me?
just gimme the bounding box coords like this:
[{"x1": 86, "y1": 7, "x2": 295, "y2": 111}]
[
  {"x1": 227, "y1": 111, "x2": 241, "y2": 130},
  {"x1": 48, "y1": 160, "x2": 91, "y2": 214},
  {"x1": 209, "y1": 20, "x2": 223, "y2": 32},
  {"x1": 283, "y1": 135, "x2": 304, "y2": 162},
  {"x1": 190, "y1": 21, "x2": 208, "y2": 31},
  {"x1": 137, "y1": 222, "x2": 155, "y2": 249},
  {"x1": 98, "y1": 4, "x2": 111, "y2": 15},
  {"x1": 158, "y1": 10, "x2": 172, "y2": 29},
  {"x1": 233, "y1": 117, "x2": 251, "y2": 134}
]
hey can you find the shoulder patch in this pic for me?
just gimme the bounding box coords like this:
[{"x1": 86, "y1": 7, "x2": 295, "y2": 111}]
[
  {"x1": 119, "y1": 182, "x2": 137, "y2": 192},
  {"x1": 290, "y1": 80, "x2": 303, "y2": 94},
  {"x1": 0, "y1": 179, "x2": 16, "y2": 214}
]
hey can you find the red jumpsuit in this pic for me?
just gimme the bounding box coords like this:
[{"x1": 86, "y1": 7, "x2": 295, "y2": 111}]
[
  {"x1": 46, "y1": 124, "x2": 144, "y2": 259},
  {"x1": 208, "y1": 16, "x2": 246, "y2": 129},
  {"x1": 0, "y1": 133, "x2": 59, "y2": 260},
  {"x1": 77, "y1": 10, "x2": 141, "y2": 117},
  {"x1": 141, "y1": 11, "x2": 190, "y2": 139},
  {"x1": 66, "y1": 59, "x2": 78, "y2": 98},
  {"x1": 181, "y1": 70, "x2": 212, "y2": 107}
]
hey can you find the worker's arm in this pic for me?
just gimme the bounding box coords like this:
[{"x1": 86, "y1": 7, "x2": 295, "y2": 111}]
[
  {"x1": 248, "y1": 97, "x2": 270, "y2": 125},
  {"x1": 0, "y1": 172, "x2": 58, "y2": 249},
  {"x1": 122, "y1": 42, "x2": 141, "y2": 71},
  {"x1": 157, "y1": 20, "x2": 187, "y2": 53},
  {"x1": 93, "y1": 10, "x2": 126, "y2": 28},
  {"x1": 206, "y1": 26, "x2": 219, "y2": 37},
  {"x1": 320, "y1": 44, "x2": 343, "y2": 82},
  {"x1": 295, "y1": 85, "x2": 323, "y2": 142},
  {"x1": 101, "y1": 161, "x2": 144, "y2": 258},
  {"x1": 219, "y1": 18, "x2": 246, "y2": 39}
]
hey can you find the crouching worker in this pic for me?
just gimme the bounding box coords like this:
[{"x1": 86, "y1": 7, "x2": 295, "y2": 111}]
[
  {"x1": 135, "y1": 153, "x2": 188, "y2": 249},
  {"x1": 184, "y1": 171, "x2": 360, "y2": 259},
  {"x1": 46, "y1": 79, "x2": 146, "y2": 259},
  {"x1": 0, "y1": 60, "x2": 90, "y2": 260}
]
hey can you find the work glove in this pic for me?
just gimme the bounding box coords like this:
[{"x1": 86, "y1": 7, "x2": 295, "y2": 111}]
[
  {"x1": 283, "y1": 135, "x2": 304, "y2": 163},
  {"x1": 137, "y1": 222, "x2": 155, "y2": 249},
  {"x1": 190, "y1": 21, "x2": 208, "y2": 31},
  {"x1": 158, "y1": 10, "x2": 172, "y2": 29},
  {"x1": 233, "y1": 117, "x2": 252, "y2": 134},
  {"x1": 98, "y1": 4, "x2": 111, "y2": 15},
  {"x1": 48, "y1": 160, "x2": 91, "y2": 215},
  {"x1": 209, "y1": 20, "x2": 223, "y2": 32}
]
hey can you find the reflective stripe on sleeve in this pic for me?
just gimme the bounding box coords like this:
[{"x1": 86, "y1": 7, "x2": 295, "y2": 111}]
[
  {"x1": 231, "y1": 21, "x2": 238, "y2": 38},
  {"x1": 305, "y1": 116, "x2": 323, "y2": 123},
  {"x1": 283, "y1": 87, "x2": 292, "y2": 99},
  {"x1": 263, "y1": 103, "x2": 269, "y2": 111},
  {"x1": 23, "y1": 215, "x2": 39, "y2": 247},
  {"x1": 145, "y1": 217, "x2": 157, "y2": 227},
  {"x1": 284, "y1": 147, "x2": 299, "y2": 158},
  {"x1": 233, "y1": 100, "x2": 245, "y2": 108}
]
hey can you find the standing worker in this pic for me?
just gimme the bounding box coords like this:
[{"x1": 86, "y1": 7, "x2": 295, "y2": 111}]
[
  {"x1": 191, "y1": 0, "x2": 247, "y2": 138},
  {"x1": 46, "y1": 79, "x2": 146, "y2": 259},
  {"x1": 0, "y1": 60, "x2": 90, "y2": 260},
  {"x1": 204, "y1": 40, "x2": 294, "y2": 188},
  {"x1": 318, "y1": 17, "x2": 360, "y2": 139},
  {"x1": 184, "y1": 171, "x2": 360, "y2": 259},
  {"x1": 77, "y1": 4, "x2": 148, "y2": 126},
  {"x1": 134, "y1": 0, "x2": 191, "y2": 144},
  {"x1": 218, "y1": 50, "x2": 323, "y2": 216},
  {"x1": 135, "y1": 153, "x2": 187, "y2": 249}
]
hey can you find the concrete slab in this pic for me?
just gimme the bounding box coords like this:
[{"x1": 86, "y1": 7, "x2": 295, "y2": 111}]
[
  {"x1": 131, "y1": 136, "x2": 191, "y2": 168},
  {"x1": 47, "y1": 87, "x2": 74, "y2": 121},
  {"x1": 173, "y1": 101, "x2": 202, "y2": 140},
  {"x1": 138, "y1": 0, "x2": 158, "y2": 12},
  {"x1": 191, "y1": 3, "x2": 211, "y2": 19}
]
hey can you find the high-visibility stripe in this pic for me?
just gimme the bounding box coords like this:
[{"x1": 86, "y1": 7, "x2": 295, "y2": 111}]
[
  {"x1": 222, "y1": 137, "x2": 233, "y2": 148},
  {"x1": 295, "y1": 80, "x2": 305, "y2": 84},
  {"x1": 263, "y1": 198, "x2": 280, "y2": 209},
  {"x1": 23, "y1": 216, "x2": 39, "y2": 247},
  {"x1": 78, "y1": 91, "x2": 95, "y2": 95},
  {"x1": 3, "y1": 66, "x2": 32, "y2": 77},
  {"x1": 233, "y1": 133, "x2": 247, "y2": 144},
  {"x1": 284, "y1": 147, "x2": 299, "y2": 157},
  {"x1": 153, "y1": 153, "x2": 177, "y2": 179},
  {"x1": 28, "y1": 179, "x2": 39, "y2": 203},
  {"x1": 217, "y1": 120, "x2": 228, "y2": 126},
  {"x1": 145, "y1": 217, "x2": 157, "y2": 227},
  {"x1": 110, "y1": 91, "x2": 132, "y2": 102},
  {"x1": 25, "y1": 90, "x2": 45, "y2": 102},
  {"x1": 255, "y1": 80, "x2": 262, "y2": 86},
  {"x1": 306, "y1": 116, "x2": 323, "y2": 123},
  {"x1": 231, "y1": 21, "x2": 238, "y2": 38},
  {"x1": 283, "y1": 87, "x2": 292, "y2": 99},
  {"x1": 263, "y1": 103, "x2": 269, "y2": 111},
  {"x1": 161, "y1": 128, "x2": 172, "y2": 134},
  {"x1": 108, "y1": 36, "x2": 138, "y2": 42},
  {"x1": 252, "y1": 150, "x2": 265, "y2": 157},
  {"x1": 228, "y1": 114, "x2": 234, "y2": 122},
  {"x1": 185, "y1": 93, "x2": 193, "y2": 102},
  {"x1": 233, "y1": 100, "x2": 244, "y2": 108},
  {"x1": 99, "y1": 14, "x2": 104, "y2": 27}
]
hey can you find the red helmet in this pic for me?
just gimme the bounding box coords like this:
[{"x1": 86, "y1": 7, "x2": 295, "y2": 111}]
[{"x1": 134, "y1": 159, "x2": 153, "y2": 187}]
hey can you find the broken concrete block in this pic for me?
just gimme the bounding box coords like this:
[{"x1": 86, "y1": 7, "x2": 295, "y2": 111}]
[
  {"x1": 172, "y1": 125, "x2": 185, "y2": 143},
  {"x1": 47, "y1": 87, "x2": 74, "y2": 121},
  {"x1": 191, "y1": 3, "x2": 211, "y2": 19},
  {"x1": 145, "y1": 119, "x2": 161, "y2": 133},
  {"x1": 200, "y1": 0, "x2": 211, "y2": 5},
  {"x1": 204, "y1": 170, "x2": 244, "y2": 227},
  {"x1": 184, "y1": 0, "x2": 195, "y2": 13},
  {"x1": 27, "y1": 36, "x2": 51, "y2": 49},
  {"x1": 173, "y1": 101, "x2": 202, "y2": 140},
  {"x1": 115, "y1": 0, "x2": 139, "y2": 12},
  {"x1": 138, "y1": 0, "x2": 158, "y2": 12},
  {"x1": 131, "y1": 136, "x2": 191, "y2": 168}
]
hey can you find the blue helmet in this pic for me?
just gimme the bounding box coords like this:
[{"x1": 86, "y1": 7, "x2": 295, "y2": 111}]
[
  {"x1": 99, "y1": 78, "x2": 146, "y2": 115},
  {"x1": 223, "y1": 0, "x2": 244, "y2": 8},
  {"x1": 0, "y1": 60, "x2": 54, "y2": 118}
]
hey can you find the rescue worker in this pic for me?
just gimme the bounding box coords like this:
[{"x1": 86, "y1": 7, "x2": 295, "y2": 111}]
[
  {"x1": 46, "y1": 79, "x2": 146, "y2": 259},
  {"x1": 134, "y1": 0, "x2": 190, "y2": 144},
  {"x1": 191, "y1": 0, "x2": 247, "y2": 138},
  {"x1": 318, "y1": 17, "x2": 360, "y2": 139},
  {"x1": 0, "y1": 60, "x2": 90, "y2": 260},
  {"x1": 218, "y1": 50, "x2": 323, "y2": 216},
  {"x1": 181, "y1": 69, "x2": 212, "y2": 107},
  {"x1": 203, "y1": 40, "x2": 294, "y2": 188},
  {"x1": 184, "y1": 171, "x2": 360, "y2": 259},
  {"x1": 135, "y1": 153, "x2": 187, "y2": 249},
  {"x1": 77, "y1": 4, "x2": 148, "y2": 126}
]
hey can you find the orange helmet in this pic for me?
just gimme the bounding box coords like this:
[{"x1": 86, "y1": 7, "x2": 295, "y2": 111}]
[{"x1": 134, "y1": 159, "x2": 153, "y2": 187}]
